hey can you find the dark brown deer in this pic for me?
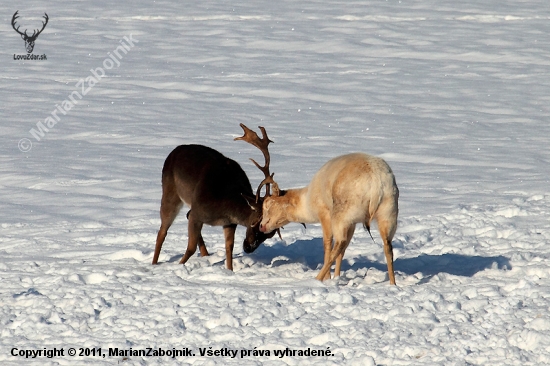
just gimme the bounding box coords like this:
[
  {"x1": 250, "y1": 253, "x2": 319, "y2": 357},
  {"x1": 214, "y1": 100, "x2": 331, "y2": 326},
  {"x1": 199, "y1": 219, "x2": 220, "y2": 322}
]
[
  {"x1": 152, "y1": 124, "x2": 278, "y2": 270},
  {"x1": 11, "y1": 11, "x2": 49, "y2": 53}
]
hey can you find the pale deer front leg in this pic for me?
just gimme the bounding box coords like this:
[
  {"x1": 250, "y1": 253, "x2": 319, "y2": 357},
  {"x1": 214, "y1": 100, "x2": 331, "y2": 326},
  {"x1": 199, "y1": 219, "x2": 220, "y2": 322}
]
[
  {"x1": 223, "y1": 224, "x2": 237, "y2": 271},
  {"x1": 316, "y1": 211, "x2": 333, "y2": 281},
  {"x1": 334, "y1": 224, "x2": 355, "y2": 278},
  {"x1": 317, "y1": 237, "x2": 349, "y2": 281}
]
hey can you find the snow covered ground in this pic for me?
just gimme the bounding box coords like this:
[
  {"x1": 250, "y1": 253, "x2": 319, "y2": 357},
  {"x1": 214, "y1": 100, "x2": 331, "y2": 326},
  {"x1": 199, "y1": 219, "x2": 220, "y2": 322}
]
[{"x1": 1, "y1": 0, "x2": 550, "y2": 364}]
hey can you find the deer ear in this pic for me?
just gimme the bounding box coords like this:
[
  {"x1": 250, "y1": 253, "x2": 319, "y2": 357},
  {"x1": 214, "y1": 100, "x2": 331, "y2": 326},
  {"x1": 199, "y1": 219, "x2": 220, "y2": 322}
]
[{"x1": 241, "y1": 193, "x2": 258, "y2": 210}]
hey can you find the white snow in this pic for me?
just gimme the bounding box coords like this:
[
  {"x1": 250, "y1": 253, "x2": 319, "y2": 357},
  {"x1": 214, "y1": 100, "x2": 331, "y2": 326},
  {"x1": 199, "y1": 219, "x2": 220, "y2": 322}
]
[{"x1": 2, "y1": 0, "x2": 550, "y2": 364}]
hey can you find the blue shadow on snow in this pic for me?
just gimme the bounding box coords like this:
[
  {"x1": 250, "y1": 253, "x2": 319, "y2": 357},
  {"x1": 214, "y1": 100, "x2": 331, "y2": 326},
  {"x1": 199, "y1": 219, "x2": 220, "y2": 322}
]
[{"x1": 248, "y1": 238, "x2": 512, "y2": 278}]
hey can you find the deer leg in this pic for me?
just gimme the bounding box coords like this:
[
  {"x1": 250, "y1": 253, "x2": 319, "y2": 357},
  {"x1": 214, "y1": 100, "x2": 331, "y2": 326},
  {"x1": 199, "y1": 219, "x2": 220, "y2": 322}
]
[
  {"x1": 378, "y1": 220, "x2": 395, "y2": 285},
  {"x1": 223, "y1": 224, "x2": 237, "y2": 271},
  {"x1": 153, "y1": 190, "x2": 182, "y2": 265},
  {"x1": 384, "y1": 239, "x2": 395, "y2": 285},
  {"x1": 179, "y1": 216, "x2": 203, "y2": 265},
  {"x1": 317, "y1": 237, "x2": 348, "y2": 281},
  {"x1": 153, "y1": 229, "x2": 168, "y2": 265},
  {"x1": 378, "y1": 218, "x2": 397, "y2": 285},
  {"x1": 334, "y1": 224, "x2": 355, "y2": 278},
  {"x1": 198, "y1": 234, "x2": 209, "y2": 257},
  {"x1": 315, "y1": 212, "x2": 333, "y2": 281}
]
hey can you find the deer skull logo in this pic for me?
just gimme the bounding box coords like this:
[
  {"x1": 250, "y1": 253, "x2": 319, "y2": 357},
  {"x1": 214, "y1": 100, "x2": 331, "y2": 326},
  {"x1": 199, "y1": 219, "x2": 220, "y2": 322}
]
[{"x1": 12, "y1": 11, "x2": 49, "y2": 54}]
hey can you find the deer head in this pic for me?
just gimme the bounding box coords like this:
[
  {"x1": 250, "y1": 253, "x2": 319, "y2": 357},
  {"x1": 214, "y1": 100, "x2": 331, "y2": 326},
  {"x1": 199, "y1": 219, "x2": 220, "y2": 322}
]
[
  {"x1": 235, "y1": 124, "x2": 281, "y2": 253},
  {"x1": 12, "y1": 11, "x2": 49, "y2": 54}
]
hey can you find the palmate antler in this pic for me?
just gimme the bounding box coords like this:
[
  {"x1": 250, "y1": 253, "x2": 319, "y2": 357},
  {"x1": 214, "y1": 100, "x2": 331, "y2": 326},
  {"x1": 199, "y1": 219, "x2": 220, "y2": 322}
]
[
  {"x1": 235, "y1": 124, "x2": 282, "y2": 239},
  {"x1": 234, "y1": 124, "x2": 280, "y2": 202}
]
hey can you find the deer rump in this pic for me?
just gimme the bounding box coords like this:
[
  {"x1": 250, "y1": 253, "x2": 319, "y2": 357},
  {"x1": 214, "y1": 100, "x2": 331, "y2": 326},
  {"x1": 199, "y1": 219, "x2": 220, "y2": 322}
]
[{"x1": 153, "y1": 144, "x2": 274, "y2": 269}]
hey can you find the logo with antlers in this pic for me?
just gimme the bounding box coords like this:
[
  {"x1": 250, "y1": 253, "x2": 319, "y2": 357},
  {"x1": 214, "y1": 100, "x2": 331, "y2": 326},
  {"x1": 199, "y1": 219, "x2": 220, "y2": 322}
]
[{"x1": 12, "y1": 11, "x2": 49, "y2": 54}]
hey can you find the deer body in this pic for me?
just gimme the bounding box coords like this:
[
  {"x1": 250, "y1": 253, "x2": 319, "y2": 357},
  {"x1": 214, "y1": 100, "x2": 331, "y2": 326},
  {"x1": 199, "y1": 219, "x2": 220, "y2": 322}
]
[
  {"x1": 153, "y1": 144, "x2": 272, "y2": 270},
  {"x1": 260, "y1": 153, "x2": 399, "y2": 284}
]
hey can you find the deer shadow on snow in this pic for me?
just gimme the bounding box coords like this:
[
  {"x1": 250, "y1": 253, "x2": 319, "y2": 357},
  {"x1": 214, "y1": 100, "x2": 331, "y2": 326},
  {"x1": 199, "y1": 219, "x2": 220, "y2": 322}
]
[{"x1": 249, "y1": 237, "x2": 512, "y2": 280}]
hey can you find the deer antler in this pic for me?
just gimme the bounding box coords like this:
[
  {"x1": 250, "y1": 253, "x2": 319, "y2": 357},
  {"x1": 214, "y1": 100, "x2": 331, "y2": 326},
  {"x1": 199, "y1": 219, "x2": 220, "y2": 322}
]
[
  {"x1": 235, "y1": 124, "x2": 279, "y2": 202},
  {"x1": 235, "y1": 124, "x2": 282, "y2": 241},
  {"x1": 256, "y1": 174, "x2": 280, "y2": 200}
]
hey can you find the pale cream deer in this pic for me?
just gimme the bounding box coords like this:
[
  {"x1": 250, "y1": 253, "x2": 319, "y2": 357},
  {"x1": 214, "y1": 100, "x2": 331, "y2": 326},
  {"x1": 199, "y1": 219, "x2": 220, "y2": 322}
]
[
  {"x1": 152, "y1": 124, "x2": 278, "y2": 270},
  {"x1": 259, "y1": 153, "x2": 399, "y2": 284}
]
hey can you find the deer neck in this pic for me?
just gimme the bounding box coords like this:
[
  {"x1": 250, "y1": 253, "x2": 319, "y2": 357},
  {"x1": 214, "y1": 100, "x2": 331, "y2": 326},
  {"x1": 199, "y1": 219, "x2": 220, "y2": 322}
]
[
  {"x1": 236, "y1": 200, "x2": 258, "y2": 227},
  {"x1": 282, "y1": 187, "x2": 316, "y2": 223}
]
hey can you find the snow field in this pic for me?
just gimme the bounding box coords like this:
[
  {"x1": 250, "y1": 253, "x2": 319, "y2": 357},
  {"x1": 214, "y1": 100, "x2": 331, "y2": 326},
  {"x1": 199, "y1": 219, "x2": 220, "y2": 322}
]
[{"x1": 2, "y1": 0, "x2": 550, "y2": 364}]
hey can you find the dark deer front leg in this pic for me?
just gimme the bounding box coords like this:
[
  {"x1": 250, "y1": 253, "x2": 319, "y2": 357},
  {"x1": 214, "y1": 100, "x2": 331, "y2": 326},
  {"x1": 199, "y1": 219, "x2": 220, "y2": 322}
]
[{"x1": 223, "y1": 224, "x2": 237, "y2": 271}]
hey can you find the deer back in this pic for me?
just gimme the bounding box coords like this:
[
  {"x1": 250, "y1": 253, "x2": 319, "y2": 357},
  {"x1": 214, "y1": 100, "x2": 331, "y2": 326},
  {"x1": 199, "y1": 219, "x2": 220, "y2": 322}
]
[
  {"x1": 163, "y1": 144, "x2": 255, "y2": 226},
  {"x1": 306, "y1": 153, "x2": 398, "y2": 223}
]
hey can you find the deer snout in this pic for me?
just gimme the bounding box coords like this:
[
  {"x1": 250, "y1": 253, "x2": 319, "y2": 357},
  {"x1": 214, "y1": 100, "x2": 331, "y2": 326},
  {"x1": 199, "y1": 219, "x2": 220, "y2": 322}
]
[
  {"x1": 260, "y1": 222, "x2": 276, "y2": 233},
  {"x1": 259, "y1": 217, "x2": 272, "y2": 233},
  {"x1": 259, "y1": 223, "x2": 267, "y2": 232}
]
